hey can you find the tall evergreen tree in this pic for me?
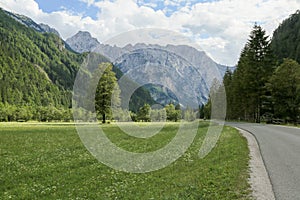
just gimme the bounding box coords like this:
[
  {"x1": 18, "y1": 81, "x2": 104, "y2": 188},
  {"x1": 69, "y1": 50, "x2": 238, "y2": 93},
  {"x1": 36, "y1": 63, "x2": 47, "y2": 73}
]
[
  {"x1": 223, "y1": 69, "x2": 234, "y2": 119},
  {"x1": 229, "y1": 25, "x2": 274, "y2": 122}
]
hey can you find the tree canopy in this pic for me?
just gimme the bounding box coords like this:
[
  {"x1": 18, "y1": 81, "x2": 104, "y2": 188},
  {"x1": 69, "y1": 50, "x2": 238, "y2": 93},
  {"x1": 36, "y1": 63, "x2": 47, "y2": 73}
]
[
  {"x1": 95, "y1": 63, "x2": 120, "y2": 123},
  {"x1": 221, "y1": 25, "x2": 275, "y2": 122},
  {"x1": 269, "y1": 59, "x2": 300, "y2": 123}
]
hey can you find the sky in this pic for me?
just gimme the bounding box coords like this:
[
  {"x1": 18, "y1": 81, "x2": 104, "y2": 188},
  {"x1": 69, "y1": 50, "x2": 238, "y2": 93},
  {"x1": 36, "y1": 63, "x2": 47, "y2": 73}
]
[{"x1": 0, "y1": 0, "x2": 299, "y2": 66}]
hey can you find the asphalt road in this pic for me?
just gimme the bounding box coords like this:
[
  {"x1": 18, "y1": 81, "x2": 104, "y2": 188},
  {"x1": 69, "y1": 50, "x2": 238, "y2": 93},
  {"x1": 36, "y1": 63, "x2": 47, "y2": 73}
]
[{"x1": 228, "y1": 123, "x2": 300, "y2": 200}]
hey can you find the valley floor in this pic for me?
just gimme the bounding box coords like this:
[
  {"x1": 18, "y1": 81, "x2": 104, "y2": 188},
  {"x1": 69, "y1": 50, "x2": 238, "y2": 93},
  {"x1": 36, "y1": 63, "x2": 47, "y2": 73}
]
[{"x1": 0, "y1": 122, "x2": 251, "y2": 199}]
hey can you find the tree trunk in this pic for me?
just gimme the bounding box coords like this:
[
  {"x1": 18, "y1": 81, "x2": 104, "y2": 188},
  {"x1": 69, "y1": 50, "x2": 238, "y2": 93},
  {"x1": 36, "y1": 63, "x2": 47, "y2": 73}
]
[{"x1": 102, "y1": 113, "x2": 106, "y2": 124}]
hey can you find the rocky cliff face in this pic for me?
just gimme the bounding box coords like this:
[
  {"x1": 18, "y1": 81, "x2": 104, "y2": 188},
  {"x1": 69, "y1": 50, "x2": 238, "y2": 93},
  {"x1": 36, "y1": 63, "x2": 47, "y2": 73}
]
[
  {"x1": 39, "y1": 23, "x2": 60, "y2": 36},
  {"x1": 66, "y1": 31, "x2": 235, "y2": 107},
  {"x1": 114, "y1": 48, "x2": 209, "y2": 107},
  {"x1": 66, "y1": 31, "x2": 100, "y2": 53}
]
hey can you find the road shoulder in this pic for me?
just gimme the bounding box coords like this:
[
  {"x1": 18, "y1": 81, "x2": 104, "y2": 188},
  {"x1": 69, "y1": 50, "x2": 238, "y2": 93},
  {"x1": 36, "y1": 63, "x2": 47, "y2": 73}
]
[{"x1": 236, "y1": 128, "x2": 275, "y2": 200}]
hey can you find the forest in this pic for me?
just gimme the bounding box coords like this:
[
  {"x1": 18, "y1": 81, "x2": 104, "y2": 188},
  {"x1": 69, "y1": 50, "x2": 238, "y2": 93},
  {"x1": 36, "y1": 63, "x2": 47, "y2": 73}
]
[{"x1": 207, "y1": 11, "x2": 300, "y2": 124}]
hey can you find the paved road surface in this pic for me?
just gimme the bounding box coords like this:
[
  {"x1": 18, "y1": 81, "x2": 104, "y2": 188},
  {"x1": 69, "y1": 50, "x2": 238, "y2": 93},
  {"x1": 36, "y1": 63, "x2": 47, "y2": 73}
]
[{"x1": 228, "y1": 123, "x2": 300, "y2": 200}]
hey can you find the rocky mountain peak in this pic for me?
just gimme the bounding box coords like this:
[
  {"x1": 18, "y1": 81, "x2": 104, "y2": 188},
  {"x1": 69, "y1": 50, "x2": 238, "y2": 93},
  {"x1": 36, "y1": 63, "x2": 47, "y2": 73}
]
[{"x1": 66, "y1": 31, "x2": 100, "y2": 53}]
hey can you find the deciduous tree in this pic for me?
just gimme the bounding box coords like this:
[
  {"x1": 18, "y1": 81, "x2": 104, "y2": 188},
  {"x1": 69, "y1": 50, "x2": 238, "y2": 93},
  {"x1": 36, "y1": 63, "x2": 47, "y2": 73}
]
[
  {"x1": 95, "y1": 63, "x2": 120, "y2": 123},
  {"x1": 269, "y1": 59, "x2": 300, "y2": 123}
]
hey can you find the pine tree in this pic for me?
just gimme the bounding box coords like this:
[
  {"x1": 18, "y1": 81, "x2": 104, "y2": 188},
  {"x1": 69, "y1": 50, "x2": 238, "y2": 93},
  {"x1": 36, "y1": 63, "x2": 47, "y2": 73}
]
[
  {"x1": 229, "y1": 25, "x2": 275, "y2": 122},
  {"x1": 223, "y1": 69, "x2": 233, "y2": 119}
]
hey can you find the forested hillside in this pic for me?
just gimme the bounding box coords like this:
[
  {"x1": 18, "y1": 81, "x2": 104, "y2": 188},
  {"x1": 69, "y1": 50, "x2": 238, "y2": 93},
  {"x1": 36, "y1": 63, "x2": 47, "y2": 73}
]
[
  {"x1": 271, "y1": 10, "x2": 300, "y2": 64},
  {"x1": 0, "y1": 8, "x2": 84, "y2": 108}
]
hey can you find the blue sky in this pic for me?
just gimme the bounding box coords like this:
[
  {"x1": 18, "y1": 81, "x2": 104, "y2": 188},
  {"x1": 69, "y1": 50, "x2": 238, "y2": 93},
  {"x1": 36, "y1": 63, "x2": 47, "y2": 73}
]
[
  {"x1": 35, "y1": 0, "x2": 100, "y2": 19},
  {"x1": 1, "y1": 0, "x2": 299, "y2": 66}
]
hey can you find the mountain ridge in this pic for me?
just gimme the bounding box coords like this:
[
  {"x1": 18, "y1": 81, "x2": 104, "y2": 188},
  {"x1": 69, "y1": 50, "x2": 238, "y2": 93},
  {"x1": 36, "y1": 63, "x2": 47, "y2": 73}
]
[
  {"x1": 67, "y1": 31, "x2": 234, "y2": 107},
  {"x1": 4, "y1": 10, "x2": 60, "y2": 36}
]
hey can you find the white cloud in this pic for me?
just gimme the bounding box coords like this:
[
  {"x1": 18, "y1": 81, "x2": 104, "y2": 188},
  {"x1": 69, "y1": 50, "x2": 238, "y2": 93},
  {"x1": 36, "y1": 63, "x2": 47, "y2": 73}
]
[
  {"x1": 0, "y1": 0, "x2": 42, "y2": 17},
  {"x1": 168, "y1": 0, "x2": 300, "y2": 65},
  {"x1": 0, "y1": 0, "x2": 300, "y2": 66}
]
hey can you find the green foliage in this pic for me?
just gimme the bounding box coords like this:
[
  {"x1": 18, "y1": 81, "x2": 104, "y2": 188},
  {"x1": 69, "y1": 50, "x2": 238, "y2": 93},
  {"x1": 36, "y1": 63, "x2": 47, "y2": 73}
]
[
  {"x1": 0, "y1": 8, "x2": 84, "y2": 116},
  {"x1": 269, "y1": 59, "x2": 300, "y2": 123},
  {"x1": 223, "y1": 25, "x2": 275, "y2": 122},
  {"x1": 198, "y1": 104, "x2": 205, "y2": 119},
  {"x1": 271, "y1": 10, "x2": 300, "y2": 64},
  {"x1": 0, "y1": 103, "x2": 17, "y2": 121},
  {"x1": 137, "y1": 104, "x2": 151, "y2": 122},
  {"x1": 95, "y1": 63, "x2": 120, "y2": 123},
  {"x1": 150, "y1": 109, "x2": 167, "y2": 122},
  {"x1": 165, "y1": 103, "x2": 181, "y2": 122},
  {"x1": 130, "y1": 112, "x2": 138, "y2": 122},
  {"x1": 0, "y1": 8, "x2": 157, "y2": 121},
  {"x1": 129, "y1": 86, "x2": 156, "y2": 114},
  {"x1": 35, "y1": 106, "x2": 73, "y2": 122},
  {"x1": 204, "y1": 99, "x2": 211, "y2": 119},
  {"x1": 0, "y1": 123, "x2": 251, "y2": 199},
  {"x1": 222, "y1": 15, "x2": 300, "y2": 124},
  {"x1": 223, "y1": 69, "x2": 234, "y2": 119},
  {"x1": 0, "y1": 102, "x2": 73, "y2": 122}
]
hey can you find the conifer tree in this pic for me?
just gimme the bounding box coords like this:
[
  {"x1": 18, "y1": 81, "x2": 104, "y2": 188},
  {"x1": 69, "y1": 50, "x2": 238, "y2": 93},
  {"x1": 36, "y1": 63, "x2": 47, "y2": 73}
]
[{"x1": 229, "y1": 25, "x2": 275, "y2": 122}]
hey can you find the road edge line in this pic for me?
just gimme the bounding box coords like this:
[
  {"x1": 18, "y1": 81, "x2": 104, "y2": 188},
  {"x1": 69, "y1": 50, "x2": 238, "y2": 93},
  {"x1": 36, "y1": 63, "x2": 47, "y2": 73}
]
[{"x1": 235, "y1": 127, "x2": 276, "y2": 200}]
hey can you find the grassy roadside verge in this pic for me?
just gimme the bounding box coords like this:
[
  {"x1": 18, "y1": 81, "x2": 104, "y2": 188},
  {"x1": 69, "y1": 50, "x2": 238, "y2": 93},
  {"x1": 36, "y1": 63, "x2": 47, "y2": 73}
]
[{"x1": 0, "y1": 122, "x2": 251, "y2": 199}]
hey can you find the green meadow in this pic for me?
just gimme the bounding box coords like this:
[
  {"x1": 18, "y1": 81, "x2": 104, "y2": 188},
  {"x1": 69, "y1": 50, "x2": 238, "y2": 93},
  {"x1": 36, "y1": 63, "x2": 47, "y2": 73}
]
[{"x1": 0, "y1": 122, "x2": 251, "y2": 199}]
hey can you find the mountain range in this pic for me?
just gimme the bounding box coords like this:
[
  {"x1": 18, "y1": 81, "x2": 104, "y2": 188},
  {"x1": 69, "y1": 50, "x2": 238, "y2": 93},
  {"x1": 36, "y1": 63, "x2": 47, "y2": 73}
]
[
  {"x1": 0, "y1": 7, "x2": 235, "y2": 110},
  {"x1": 66, "y1": 31, "x2": 235, "y2": 107},
  {"x1": 3, "y1": 8, "x2": 235, "y2": 108}
]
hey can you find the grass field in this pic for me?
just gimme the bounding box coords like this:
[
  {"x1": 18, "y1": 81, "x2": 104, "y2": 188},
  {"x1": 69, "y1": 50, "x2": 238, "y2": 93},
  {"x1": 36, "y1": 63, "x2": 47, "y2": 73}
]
[{"x1": 0, "y1": 122, "x2": 251, "y2": 199}]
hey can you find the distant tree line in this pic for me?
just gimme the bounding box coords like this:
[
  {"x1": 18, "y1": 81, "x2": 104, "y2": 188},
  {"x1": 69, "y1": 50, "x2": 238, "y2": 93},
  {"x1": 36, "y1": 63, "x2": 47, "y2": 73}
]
[
  {"x1": 0, "y1": 103, "x2": 73, "y2": 122},
  {"x1": 124, "y1": 103, "x2": 198, "y2": 122}
]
